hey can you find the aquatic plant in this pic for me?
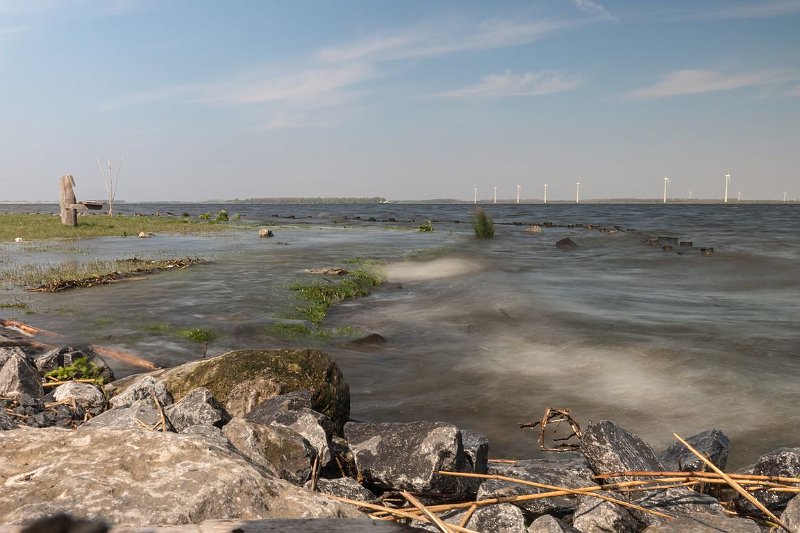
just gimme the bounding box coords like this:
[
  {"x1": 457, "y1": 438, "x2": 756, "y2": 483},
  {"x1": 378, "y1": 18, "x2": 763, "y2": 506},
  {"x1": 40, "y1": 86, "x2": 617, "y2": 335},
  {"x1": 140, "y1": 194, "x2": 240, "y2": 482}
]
[
  {"x1": 472, "y1": 208, "x2": 495, "y2": 239},
  {"x1": 199, "y1": 213, "x2": 211, "y2": 221},
  {"x1": 215, "y1": 209, "x2": 229, "y2": 222},
  {"x1": 418, "y1": 220, "x2": 434, "y2": 232},
  {"x1": 178, "y1": 327, "x2": 217, "y2": 343},
  {"x1": 45, "y1": 356, "x2": 107, "y2": 385},
  {"x1": 290, "y1": 266, "x2": 384, "y2": 325}
]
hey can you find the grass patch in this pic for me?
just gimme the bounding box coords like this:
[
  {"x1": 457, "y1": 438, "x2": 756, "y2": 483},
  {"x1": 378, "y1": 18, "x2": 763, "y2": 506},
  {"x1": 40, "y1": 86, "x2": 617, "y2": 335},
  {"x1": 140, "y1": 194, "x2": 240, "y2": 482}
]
[
  {"x1": 44, "y1": 356, "x2": 107, "y2": 385},
  {"x1": 0, "y1": 213, "x2": 240, "y2": 242},
  {"x1": 472, "y1": 208, "x2": 495, "y2": 239},
  {"x1": 177, "y1": 327, "x2": 217, "y2": 343},
  {"x1": 0, "y1": 298, "x2": 30, "y2": 311},
  {"x1": 290, "y1": 265, "x2": 385, "y2": 325},
  {"x1": 5, "y1": 257, "x2": 203, "y2": 292},
  {"x1": 418, "y1": 220, "x2": 434, "y2": 232},
  {"x1": 265, "y1": 322, "x2": 361, "y2": 341}
]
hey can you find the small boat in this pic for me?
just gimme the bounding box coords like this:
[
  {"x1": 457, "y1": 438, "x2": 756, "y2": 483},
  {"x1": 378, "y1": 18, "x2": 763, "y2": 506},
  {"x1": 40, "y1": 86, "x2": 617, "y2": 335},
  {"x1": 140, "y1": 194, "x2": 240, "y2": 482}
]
[{"x1": 79, "y1": 201, "x2": 104, "y2": 211}]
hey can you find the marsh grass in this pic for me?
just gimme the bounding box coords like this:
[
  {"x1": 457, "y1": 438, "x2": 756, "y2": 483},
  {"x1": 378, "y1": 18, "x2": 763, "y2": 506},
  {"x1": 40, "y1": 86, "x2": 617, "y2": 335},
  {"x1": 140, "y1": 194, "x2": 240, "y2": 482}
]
[
  {"x1": 177, "y1": 327, "x2": 217, "y2": 343},
  {"x1": 265, "y1": 322, "x2": 360, "y2": 341},
  {"x1": 0, "y1": 213, "x2": 240, "y2": 242},
  {"x1": 290, "y1": 264, "x2": 385, "y2": 325},
  {"x1": 3, "y1": 257, "x2": 202, "y2": 291},
  {"x1": 472, "y1": 208, "x2": 495, "y2": 238}
]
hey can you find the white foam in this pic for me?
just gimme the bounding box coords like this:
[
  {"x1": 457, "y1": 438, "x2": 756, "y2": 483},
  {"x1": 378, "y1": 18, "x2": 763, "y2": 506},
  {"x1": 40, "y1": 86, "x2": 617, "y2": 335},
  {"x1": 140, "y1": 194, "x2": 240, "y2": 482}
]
[{"x1": 383, "y1": 257, "x2": 482, "y2": 282}]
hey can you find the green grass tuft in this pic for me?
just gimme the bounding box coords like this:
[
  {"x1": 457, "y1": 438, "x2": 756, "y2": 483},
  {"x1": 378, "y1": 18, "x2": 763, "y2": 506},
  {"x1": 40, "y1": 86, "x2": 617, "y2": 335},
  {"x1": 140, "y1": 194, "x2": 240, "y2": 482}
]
[
  {"x1": 472, "y1": 208, "x2": 495, "y2": 239},
  {"x1": 178, "y1": 327, "x2": 217, "y2": 343}
]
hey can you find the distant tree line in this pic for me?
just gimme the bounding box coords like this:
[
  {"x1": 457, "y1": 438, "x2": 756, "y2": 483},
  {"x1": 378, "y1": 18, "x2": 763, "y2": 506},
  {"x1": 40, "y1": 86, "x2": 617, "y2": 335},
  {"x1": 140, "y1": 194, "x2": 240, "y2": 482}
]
[{"x1": 216, "y1": 197, "x2": 388, "y2": 204}]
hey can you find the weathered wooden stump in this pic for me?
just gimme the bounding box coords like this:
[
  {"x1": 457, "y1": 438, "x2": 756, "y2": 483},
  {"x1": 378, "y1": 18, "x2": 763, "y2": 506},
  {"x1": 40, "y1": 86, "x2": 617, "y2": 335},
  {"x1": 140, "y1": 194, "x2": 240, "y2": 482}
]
[{"x1": 59, "y1": 174, "x2": 77, "y2": 227}]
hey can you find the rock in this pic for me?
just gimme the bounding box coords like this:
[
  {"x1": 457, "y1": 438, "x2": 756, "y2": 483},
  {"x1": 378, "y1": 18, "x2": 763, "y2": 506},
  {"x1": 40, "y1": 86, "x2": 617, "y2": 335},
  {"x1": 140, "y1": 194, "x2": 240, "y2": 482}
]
[
  {"x1": 477, "y1": 457, "x2": 595, "y2": 519},
  {"x1": 735, "y1": 447, "x2": 800, "y2": 514},
  {"x1": 781, "y1": 494, "x2": 800, "y2": 533},
  {"x1": 527, "y1": 514, "x2": 581, "y2": 532},
  {"x1": 345, "y1": 333, "x2": 388, "y2": 347},
  {"x1": 246, "y1": 393, "x2": 334, "y2": 465},
  {"x1": 0, "y1": 346, "x2": 26, "y2": 368},
  {"x1": 0, "y1": 426, "x2": 361, "y2": 525},
  {"x1": 258, "y1": 228, "x2": 275, "y2": 238},
  {"x1": 572, "y1": 494, "x2": 639, "y2": 533},
  {"x1": 180, "y1": 424, "x2": 231, "y2": 447},
  {"x1": 632, "y1": 487, "x2": 725, "y2": 527},
  {"x1": 467, "y1": 503, "x2": 527, "y2": 533},
  {"x1": 527, "y1": 225, "x2": 542, "y2": 234},
  {"x1": 33, "y1": 346, "x2": 115, "y2": 384},
  {"x1": 138, "y1": 231, "x2": 154, "y2": 238},
  {"x1": 223, "y1": 417, "x2": 316, "y2": 485},
  {"x1": 164, "y1": 387, "x2": 230, "y2": 432},
  {"x1": 461, "y1": 429, "x2": 489, "y2": 474},
  {"x1": 344, "y1": 421, "x2": 473, "y2": 494},
  {"x1": 53, "y1": 381, "x2": 106, "y2": 410},
  {"x1": 642, "y1": 513, "x2": 761, "y2": 532},
  {"x1": 16, "y1": 513, "x2": 109, "y2": 533},
  {"x1": 0, "y1": 409, "x2": 17, "y2": 431},
  {"x1": 125, "y1": 349, "x2": 351, "y2": 433},
  {"x1": 306, "y1": 477, "x2": 377, "y2": 502},
  {"x1": 81, "y1": 399, "x2": 167, "y2": 430},
  {"x1": 700, "y1": 247, "x2": 714, "y2": 256},
  {"x1": 556, "y1": 238, "x2": 577, "y2": 250},
  {"x1": 659, "y1": 429, "x2": 730, "y2": 472},
  {"x1": 580, "y1": 420, "x2": 664, "y2": 481},
  {"x1": 109, "y1": 375, "x2": 173, "y2": 409},
  {"x1": 0, "y1": 355, "x2": 43, "y2": 399}
]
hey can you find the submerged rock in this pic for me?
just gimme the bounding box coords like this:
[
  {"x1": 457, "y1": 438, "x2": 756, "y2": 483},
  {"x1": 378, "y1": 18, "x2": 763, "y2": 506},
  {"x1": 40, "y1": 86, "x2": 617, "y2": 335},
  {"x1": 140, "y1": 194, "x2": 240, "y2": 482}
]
[
  {"x1": 0, "y1": 426, "x2": 361, "y2": 525},
  {"x1": 556, "y1": 238, "x2": 578, "y2": 250}
]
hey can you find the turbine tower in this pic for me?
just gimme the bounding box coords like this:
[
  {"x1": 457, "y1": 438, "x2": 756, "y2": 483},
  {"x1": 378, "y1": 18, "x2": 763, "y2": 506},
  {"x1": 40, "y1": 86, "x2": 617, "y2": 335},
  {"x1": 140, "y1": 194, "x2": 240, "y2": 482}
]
[
  {"x1": 663, "y1": 177, "x2": 669, "y2": 204},
  {"x1": 473, "y1": 186, "x2": 477, "y2": 204},
  {"x1": 544, "y1": 184, "x2": 548, "y2": 204},
  {"x1": 724, "y1": 172, "x2": 731, "y2": 203},
  {"x1": 576, "y1": 181, "x2": 581, "y2": 204},
  {"x1": 516, "y1": 185, "x2": 521, "y2": 204},
  {"x1": 493, "y1": 186, "x2": 497, "y2": 204}
]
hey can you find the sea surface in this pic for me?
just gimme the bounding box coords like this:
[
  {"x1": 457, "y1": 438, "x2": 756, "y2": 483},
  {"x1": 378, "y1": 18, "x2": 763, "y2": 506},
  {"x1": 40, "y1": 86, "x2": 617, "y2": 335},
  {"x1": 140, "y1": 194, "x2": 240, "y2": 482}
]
[{"x1": 1, "y1": 202, "x2": 799, "y2": 468}]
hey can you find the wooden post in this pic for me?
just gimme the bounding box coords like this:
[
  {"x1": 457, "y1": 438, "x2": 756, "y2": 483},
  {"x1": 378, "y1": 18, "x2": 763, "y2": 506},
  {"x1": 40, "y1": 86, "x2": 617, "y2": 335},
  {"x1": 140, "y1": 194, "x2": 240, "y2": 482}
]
[{"x1": 60, "y1": 174, "x2": 77, "y2": 227}]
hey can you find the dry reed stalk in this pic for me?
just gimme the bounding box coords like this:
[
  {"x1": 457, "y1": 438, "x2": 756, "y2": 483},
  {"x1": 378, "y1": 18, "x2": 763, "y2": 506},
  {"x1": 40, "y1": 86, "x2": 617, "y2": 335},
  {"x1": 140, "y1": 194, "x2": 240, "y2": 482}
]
[
  {"x1": 438, "y1": 471, "x2": 673, "y2": 520},
  {"x1": 459, "y1": 503, "x2": 478, "y2": 529},
  {"x1": 152, "y1": 394, "x2": 168, "y2": 432},
  {"x1": 93, "y1": 345, "x2": 159, "y2": 370},
  {"x1": 328, "y1": 496, "x2": 479, "y2": 533},
  {"x1": 672, "y1": 433, "x2": 791, "y2": 532},
  {"x1": 42, "y1": 378, "x2": 101, "y2": 388},
  {"x1": 596, "y1": 471, "x2": 800, "y2": 485},
  {"x1": 402, "y1": 491, "x2": 452, "y2": 533}
]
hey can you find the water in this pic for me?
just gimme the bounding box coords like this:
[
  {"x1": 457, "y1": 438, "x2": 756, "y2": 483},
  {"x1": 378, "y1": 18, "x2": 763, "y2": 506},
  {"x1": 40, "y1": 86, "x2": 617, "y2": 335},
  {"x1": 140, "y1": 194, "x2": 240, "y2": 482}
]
[{"x1": 2, "y1": 203, "x2": 799, "y2": 468}]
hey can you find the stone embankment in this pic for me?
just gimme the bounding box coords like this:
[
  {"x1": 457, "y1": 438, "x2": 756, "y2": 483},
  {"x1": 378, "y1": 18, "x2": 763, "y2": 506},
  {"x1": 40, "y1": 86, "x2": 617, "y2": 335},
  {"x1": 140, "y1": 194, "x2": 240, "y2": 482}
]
[{"x1": 2, "y1": 326, "x2": 800, "y2": 533}]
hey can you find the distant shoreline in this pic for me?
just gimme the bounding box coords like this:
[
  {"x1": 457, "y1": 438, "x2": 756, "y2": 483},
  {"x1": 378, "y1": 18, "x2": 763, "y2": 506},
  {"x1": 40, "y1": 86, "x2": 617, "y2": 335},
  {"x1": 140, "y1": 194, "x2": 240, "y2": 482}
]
[{"x1": 1, "y1": 198, "x2": 796, "y2": 205}]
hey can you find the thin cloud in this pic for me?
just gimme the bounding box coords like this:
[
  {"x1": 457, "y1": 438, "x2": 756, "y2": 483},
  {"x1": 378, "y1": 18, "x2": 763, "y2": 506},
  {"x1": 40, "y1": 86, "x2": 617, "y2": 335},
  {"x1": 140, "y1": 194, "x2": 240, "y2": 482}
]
[
  {"x1": 317, "y1": 18, "x2": 575, "y2": 64},
  {"x1": 624, "y1": 68, "x2": 800, "y2": 99},
  {"x1": 440, "y1": 70, "x2": 583, "y2": 99},
  {"x1": 571, "y1": 0, "x2": 617, "y2": 21}
]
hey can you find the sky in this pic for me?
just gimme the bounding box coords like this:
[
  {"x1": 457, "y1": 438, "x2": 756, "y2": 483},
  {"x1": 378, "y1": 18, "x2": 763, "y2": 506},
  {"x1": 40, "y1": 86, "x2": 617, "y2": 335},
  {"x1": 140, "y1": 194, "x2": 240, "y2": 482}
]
[{"x1": 0, "y1": 0, "x2": 798, "y2": 202}]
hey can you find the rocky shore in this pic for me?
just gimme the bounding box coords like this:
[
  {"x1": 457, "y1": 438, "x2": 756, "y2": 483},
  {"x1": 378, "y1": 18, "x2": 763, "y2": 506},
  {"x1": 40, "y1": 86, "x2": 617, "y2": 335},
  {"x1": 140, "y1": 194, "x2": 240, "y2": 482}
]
[{"x1": 3, "y1": 327, "x2": 800, "y2": 532}]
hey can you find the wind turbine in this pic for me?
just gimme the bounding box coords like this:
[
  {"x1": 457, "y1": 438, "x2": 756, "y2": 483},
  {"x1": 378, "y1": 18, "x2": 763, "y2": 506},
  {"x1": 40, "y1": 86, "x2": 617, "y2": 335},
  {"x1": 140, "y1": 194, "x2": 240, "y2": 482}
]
[
  {"x1": 493, "y1": 186, "x2": 497, "y2": 204},
  {"x1": 473, "y1": 186, "x2": 477, "y2": 204},
  {"x1": 663, "y1": 177, "x2": 669, "y2": 204},
  {"x1": 724, "y1": 172, "x2": 731, "y2": 203},
  {"x1": 543, "y1": 184, "x2": 548, "y2": 204},
  {"x1": 516, "y1": 185, "x2": 521, "y2": 204},
  {"x1": 784, "y1": 191, "x2": 788, "y2": 202},
  {"x1": 576, "y1": 181, "x2": 581, "y2": 204},
  {"x1": 737, "y1": 190, "x2": 742, "y2": 202}
]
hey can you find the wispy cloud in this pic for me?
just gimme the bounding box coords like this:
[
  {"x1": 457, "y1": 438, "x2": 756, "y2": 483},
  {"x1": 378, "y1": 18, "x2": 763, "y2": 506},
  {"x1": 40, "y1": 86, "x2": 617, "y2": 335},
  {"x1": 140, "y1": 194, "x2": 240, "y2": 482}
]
[
  {"x1": 440, "y1": 70, "x2": 582, "y2": 99},
  {"x1": 624, "y1": 68, "x2": 800, "y2": 99},
  {"x1": 692, "y1": 0, "x2": 800, "y2": 19},
  {"x1": 317, "y1": 18, "x2": 575, "y2": 64},
  {"x1": 570, "y1": 0, "x2": 617, "y2": 21}
]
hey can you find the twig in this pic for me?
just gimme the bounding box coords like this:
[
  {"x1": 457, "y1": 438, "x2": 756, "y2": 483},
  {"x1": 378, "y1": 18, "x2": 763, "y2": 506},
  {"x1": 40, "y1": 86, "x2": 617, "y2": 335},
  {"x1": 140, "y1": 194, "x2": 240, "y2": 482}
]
[
  {"x1": 672, "y1": 433, "x2": 791, "y2": 532},
  {"x1": 402, "y1": 491, "x2": 452, "y2": 533},
  {"x1": 459, "y1": 503, "x2": 478, "y2": 529},
  {"x1": 152, "y1": 392, "x2": 168, "y2": 432},
  {"x1": 328, "y1": 496, "x2": 478, "y2": 533},
  {"x1": 42, "y1": 379, "x2": 101, "y2": 388},
  {"x1": 310, "y1": 454, "x2": 320, "y2": 492},
  {"x1": 596, "y1": 470, "x2": 800, "y2": 485}
]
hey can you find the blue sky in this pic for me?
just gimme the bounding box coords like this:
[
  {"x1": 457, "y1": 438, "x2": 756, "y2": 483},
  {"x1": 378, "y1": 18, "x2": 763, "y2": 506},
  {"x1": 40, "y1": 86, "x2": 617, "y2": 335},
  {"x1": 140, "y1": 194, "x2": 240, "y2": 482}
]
[{"x1": 1, "y1": 0, "x2": 798, "y2": 202}]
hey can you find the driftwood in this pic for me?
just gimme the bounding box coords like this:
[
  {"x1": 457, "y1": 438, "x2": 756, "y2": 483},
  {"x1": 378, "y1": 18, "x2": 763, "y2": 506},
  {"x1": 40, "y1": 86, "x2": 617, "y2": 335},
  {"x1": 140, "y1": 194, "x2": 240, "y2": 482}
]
[{"x1": 519, "y1": 407, "x2": 582, "y2": 451}]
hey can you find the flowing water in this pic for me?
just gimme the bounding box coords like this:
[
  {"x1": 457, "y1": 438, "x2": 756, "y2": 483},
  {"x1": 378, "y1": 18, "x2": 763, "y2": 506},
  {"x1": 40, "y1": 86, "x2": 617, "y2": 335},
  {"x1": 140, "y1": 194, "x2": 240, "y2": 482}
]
[{"x1": 2, "y1": 203, "x2": 799, "y2": 468}]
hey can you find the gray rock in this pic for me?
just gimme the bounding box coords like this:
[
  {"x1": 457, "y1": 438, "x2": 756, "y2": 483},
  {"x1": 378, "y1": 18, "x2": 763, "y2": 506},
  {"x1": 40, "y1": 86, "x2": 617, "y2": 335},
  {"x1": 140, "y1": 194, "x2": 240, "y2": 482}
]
[
  {"x1": 344, "y1": 421, "x2": 473, "y2": 494},
  {"x1": 781, "y1": 494, "x2": 800, "y2": 533},
  {"x1": 556, "y1": 238, "x2": 577, "y2": 250},
  {"x1": 180, "y1": 424, "x2": 230, "y2": 446},
  {"x1": 461, "y1": 429, "x2": 489, "y2": 474},
  {"x1": 109, "y1": 375, "x2": 173, "y2": 409},
  {"x1": 306, "y1": 477, "x2": 377, "y2": 502},
  {"x1": 53, "y1": 381, "x2": 106, "y2": 410},
  {"x1": 0, "y1": 346, "x2": 26, "y2": 368},
  {"x1": 735, "y1": 447, "x2": 800, "y2": 514},
  {"x1": 0, "y1": 355, "x2": 43, "y2": 399},
  {"x1": 580, "y1": 420, "x2": 663, "y2": 481},
  {"x1": 81, "y1": 399, "x2": 166, "y2": 430},
  {"x1": 0, "y1": 409, "x2": 17, "y2": 430},
  {"x1": 659, "y1": 429, "x2": 730, "y2": 472},
  {"x1": 468, "y1": 503, "x2": 527, "y2": 533},
  {"x1": 164, "y1": 387, "x2": 230, "y2": 432},
  {"x1": 246, "y1": 392, "x2": 334, "y2": 465},
  {"x1": 527, "y1": 514, "x2": 581, "y2": 532},
  {"x1": 0, "y1": 426, "x2": 362, "y2": 525},
  {"x1": 477, "y1": 457, "x2": 595, "y2": 518},
  {"x1": 572, "y1": 494, "x2": 639, "y2": 533},
  {"x1": 33, "y1": 345, "x2": 114, "y2": 383},
  {"x1": 223, "y1": 417, "x2": 316, "y2": 485},
  {"x1": 642, "y1": 513, "x2": 762, "y2": 532},
  {"x1": 632, "y1": 487, "x2": 725, "y2": 527}
]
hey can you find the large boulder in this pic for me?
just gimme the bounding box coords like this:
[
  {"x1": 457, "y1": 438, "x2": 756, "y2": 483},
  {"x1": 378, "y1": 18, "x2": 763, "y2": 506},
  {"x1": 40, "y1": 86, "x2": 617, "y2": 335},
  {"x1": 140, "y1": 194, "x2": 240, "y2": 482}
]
[
  {"x1": 0, "y1": 426, "x2": 361, "y2": 525},
  {"x1": 735, "y1": 447, "x2": 800, "y2": 514},
  {"x1": 0, "y1": 355, "x2": 43, "y2": 399},
  {"x1": 52, "y1": 381, "x2": 106, "y2": 410},
  {"x1": 461, "y1": 429, "x2": 489, "y2": 474},
  {"x1": 781, "y1": 495, "x2": 800, "y2": 533},
  {"x1": 344, "y1": 421, "x2": 474, "y2": 494},
  {"x1": 659, "y1": 429, "x2": 730, "y2": 472},
  {"x1": 81, "y1": 399, "x2": 167, "y2": 431},
  {"x1": 0, "y1": 346, "x2": 26, "y2": 368},
  {"x1": 111, "y1": 349, "x2": 350, "y2": 433},
  {"x1": 476, "y1": 457, "x2": 595, "y2": 519},
  {"x1": 223, "y1": 417, "x2": 317, "y2": 485},
  {"x1": 580, "y1": 420, "x2": 664, "y2": 481}
]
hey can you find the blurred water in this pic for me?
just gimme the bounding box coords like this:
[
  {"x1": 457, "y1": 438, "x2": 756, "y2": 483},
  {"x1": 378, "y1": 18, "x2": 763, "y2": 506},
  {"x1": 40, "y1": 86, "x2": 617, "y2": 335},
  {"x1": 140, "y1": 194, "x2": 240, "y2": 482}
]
[{"x1": 1, "y1": 203, "x2": 798, "y2": 468}]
